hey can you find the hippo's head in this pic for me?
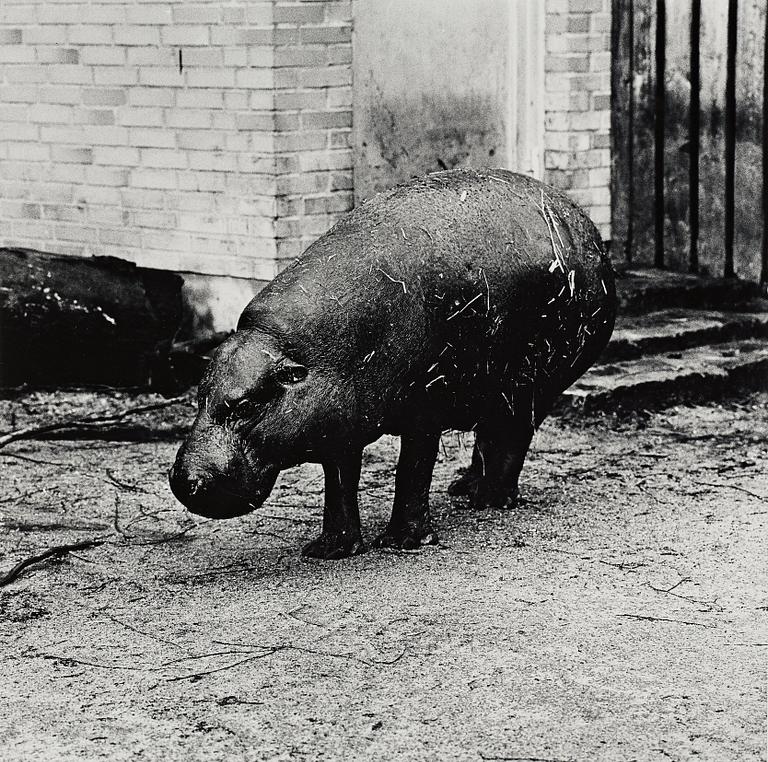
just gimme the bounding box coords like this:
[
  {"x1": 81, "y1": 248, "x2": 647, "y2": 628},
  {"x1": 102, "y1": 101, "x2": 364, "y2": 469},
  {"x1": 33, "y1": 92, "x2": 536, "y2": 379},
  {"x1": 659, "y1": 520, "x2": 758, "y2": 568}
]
[{"x1": 169, "y1": 327, "x2": 347, "y2": 519}]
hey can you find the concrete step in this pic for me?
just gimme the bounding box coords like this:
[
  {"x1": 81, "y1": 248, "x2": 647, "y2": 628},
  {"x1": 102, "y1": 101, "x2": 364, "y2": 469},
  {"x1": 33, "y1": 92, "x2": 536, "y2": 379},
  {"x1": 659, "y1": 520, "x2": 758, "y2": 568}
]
[
  {"x1": 603, "y1": 308, "x2": 768, "y2": 362},
  {"x1": 560, "y1": 338, "x2": 768, "y2": 413},
  {"x1": 615, "y1": 267, "x2": 762, "y2": 314}
]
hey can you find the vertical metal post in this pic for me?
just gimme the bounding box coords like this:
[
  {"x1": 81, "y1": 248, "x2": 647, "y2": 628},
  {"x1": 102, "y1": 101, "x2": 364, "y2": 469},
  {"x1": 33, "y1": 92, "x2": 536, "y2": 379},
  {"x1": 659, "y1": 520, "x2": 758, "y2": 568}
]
[
  {"x1": 689, "y1": 0, "x2": 701, "y2": 274},
  {"x1": 654, "y1": 0, "x2": 666, "y2": 268},
  {"x1": 627, "y1": 0, "x2": 635, "y2": 265},
  {"x1": 611, "y1": 0, "x2": 635, "y2": 264},
  {"x1": 724, "y1": 0, "x2": 738, "y2": 279},
  {"x1": 762, "y1": 0, "x2": 768, "y2": 291}
]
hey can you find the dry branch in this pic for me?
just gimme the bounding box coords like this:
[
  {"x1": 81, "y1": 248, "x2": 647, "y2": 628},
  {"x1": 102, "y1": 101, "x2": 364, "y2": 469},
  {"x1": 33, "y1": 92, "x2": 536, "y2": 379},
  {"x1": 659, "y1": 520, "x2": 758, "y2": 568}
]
[
  {"x1": 0, "y1": 396, "x2": 190, "y2": 449},
  {"x1": 694, "y1": 481, "x2": 766, "y2": 502},
  {"x1": 0, "y1": 540, "x2": 104, "y2": 587},
  {"x1": 616, "y1": 613, "x2": 712, "y2": 628}
]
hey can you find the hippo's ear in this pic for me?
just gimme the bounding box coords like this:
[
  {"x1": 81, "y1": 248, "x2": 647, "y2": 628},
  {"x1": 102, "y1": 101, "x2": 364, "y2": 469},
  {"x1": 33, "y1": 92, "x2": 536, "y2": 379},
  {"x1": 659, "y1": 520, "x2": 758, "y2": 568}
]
[{"x1": 273, "y1": 361, "x2": 307, "y2": 385}]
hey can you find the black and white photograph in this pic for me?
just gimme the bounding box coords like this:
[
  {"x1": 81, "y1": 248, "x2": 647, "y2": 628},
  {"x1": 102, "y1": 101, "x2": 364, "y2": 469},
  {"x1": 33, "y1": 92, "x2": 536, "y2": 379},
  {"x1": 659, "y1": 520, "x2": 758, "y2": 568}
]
[{"x1": 0, "y1": 0, "x2": 766, "y2": 759}]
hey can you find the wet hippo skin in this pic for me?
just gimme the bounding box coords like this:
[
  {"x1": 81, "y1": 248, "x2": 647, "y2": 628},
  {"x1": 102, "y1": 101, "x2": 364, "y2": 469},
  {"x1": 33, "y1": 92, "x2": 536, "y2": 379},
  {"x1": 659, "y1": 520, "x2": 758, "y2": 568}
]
[{"x1": 169, "y1": 169, "x2": 617, "y2": 559}]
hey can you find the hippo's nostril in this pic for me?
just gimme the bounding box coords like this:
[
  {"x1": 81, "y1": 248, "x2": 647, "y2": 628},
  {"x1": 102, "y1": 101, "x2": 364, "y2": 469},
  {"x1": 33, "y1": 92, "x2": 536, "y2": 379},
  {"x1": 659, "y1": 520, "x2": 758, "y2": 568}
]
[{"x1": 188, "y1": 477, "x2": 205, "y2": 496}]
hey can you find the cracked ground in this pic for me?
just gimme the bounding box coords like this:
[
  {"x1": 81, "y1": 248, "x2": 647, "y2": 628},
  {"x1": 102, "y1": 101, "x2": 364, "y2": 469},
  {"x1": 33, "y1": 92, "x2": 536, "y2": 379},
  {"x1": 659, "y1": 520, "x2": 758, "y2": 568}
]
[{"x1": 0, "y1": 391, "x2": 766, "y2": 761}]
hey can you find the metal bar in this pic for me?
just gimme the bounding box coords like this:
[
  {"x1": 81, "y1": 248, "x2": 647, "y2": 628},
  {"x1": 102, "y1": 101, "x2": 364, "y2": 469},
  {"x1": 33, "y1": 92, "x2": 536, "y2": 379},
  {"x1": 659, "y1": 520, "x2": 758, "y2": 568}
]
[
  {"x1": 611, "y1": 0, "x2": 635, "y2": 263},
  {"x1": 654, "y1": 0, "x2": 666, "y2": 268},
  {"x1": 762, "y1": 0, "x2": 768, "y2": 291},
  {"x1": 689, "y1": 0, "x2": 701, "y2": 274},
  {"x1": 627, "y1": 0, "x2": 635, "y2": 264},
  {"x1": 724, "y1": 0, "x2": 738, "y2": 279}
]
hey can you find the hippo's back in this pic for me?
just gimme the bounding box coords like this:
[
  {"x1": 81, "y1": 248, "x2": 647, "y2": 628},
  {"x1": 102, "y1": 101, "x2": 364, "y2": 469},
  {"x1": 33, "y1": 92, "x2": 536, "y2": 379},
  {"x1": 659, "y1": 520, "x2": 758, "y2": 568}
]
[{"x1": 246, "y1": 169, "x2": 616, "y2": 432}]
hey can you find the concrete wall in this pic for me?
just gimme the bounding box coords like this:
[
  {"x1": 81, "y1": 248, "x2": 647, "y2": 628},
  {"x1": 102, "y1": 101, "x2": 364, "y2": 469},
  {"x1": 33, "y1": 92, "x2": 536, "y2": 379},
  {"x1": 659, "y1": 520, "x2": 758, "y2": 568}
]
[{"x1": 352, "y1": 0, "x2": 524, "y2": 200}]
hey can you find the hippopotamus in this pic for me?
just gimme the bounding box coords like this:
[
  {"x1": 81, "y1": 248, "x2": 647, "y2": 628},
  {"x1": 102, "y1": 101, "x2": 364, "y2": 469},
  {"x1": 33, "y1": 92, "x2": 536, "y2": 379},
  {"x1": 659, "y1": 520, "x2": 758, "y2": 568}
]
[{"x1": 169, "y1": 169, "x2": 616, "y2": 559}]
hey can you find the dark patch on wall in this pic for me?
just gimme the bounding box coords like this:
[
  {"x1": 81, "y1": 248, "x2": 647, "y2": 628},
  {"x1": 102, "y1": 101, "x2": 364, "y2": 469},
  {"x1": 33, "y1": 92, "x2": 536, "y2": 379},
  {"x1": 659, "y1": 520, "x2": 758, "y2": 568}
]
[{"x1": 356, "y1": 90, "x2": 504, "y2": 201}]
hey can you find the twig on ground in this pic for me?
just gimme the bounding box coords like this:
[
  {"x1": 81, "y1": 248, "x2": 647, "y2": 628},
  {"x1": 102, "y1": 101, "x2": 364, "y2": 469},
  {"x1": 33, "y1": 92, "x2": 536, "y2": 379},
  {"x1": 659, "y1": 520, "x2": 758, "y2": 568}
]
[
  {"x1": 39, "y1": 652, "x2": 150, "y2": 671},
  {"x1": 616, "y1": 613, "x2": 713, "y2": 628},
  {"x1": 212, "y1": 639, "x2": 407, "y2": 667},
  {"x1": 0, "y1": 396, "x2": 190, "y2": 449},
  {"x1": 0, "y1": 540, "x2": 104, "y2": 587},
  {"x1": 597, "y1": 559, "x2": 646, "y2": 571},
  {"x1": 647, "y1": 579, "x2": 722, "y2": 612},
  {"x1": 648, "y1": 578, "x2": 690, "y2": 595},
  {"x1": 120, "y1": 521, "x2": 208, "y2": 546},
  {"x1": 0, "y1": 452, "x2": 68, "y2": 467},
  {"x1": 479, "y1": 754, "x2": 574, "y2": 762},
  {"x1": 105, "y1": 468, "x2": 147, "y2": 493},
  {"x1": 112, "y1": 494, "x2": 127, "y2": 539},
  {"x1": 693, "y1": 481, "x2": 766, "y2": 502},
  {"x1": 103, "y1": 613, "x2": 187, "y2": 650},
  {"x1": 161, "y1": 650, "x2": 255, "y2": 666},
  {"x1": 166, "y1": 647, "x2": 287, "y2": 682}
]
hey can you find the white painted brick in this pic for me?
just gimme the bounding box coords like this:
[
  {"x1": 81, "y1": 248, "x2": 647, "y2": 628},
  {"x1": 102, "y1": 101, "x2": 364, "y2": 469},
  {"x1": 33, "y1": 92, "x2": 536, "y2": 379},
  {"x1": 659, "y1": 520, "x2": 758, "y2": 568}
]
[
  {"x1": 138, "y1": 67, "x2": 183, "y2": 87},
  {"x1": 130, "y1": 168, "x2": 177, "y2": 189},
  {"x1": 126, "y1": 5, "x2": 172, "y2": 24},
  {"x1": 161, "y1": 25, "x2": 210, "y2": 46},
  {"x1": 80, "y1": 46, "x2": 126, "y2": 66},
  {"x1": 0, "y1": 84, "x2": 39, "y2": 103},
  {"x1": 129, "y1": 128, "x2": 176, "y2": 148},
  {"x1": 0, "y1": 47, "x2": 35, "y2": 63},
  {"x1": 0, "y1": 5, "x2": 39, "y2": 24},
  {"x1": 165, "y1": 109, "x2": 212, "y2": 129},
  {"x1": 85, "y1": 5, "x2": 126, "y2": 24},
  {"x1": 119, "y1": 107, "x2": 164, "y2": 127},
  {"x1": 92, "y1": 146, "x2": 140, "y2": 166},
  {"x1": 176, "y1": 89, "x2": 224, "y2": 109},
  {"x1": 186, "y1": 68, "x2": 235, "y2": 88},
  {"x1": 28, "y1": 103, "x2": 73, "y2": 123},
  {"x1": 235, "y1": 69, "x2": 274, "y2": 89},
  {"x1": 81, "y1": 125, "x2": 129, "y2": 145},
  {"x1": 2, "y1": 123, "x2": 40, "y2": 141},
  {"x1": 141, "y1": 148, "x2": 187, "y2": 168},
  {"x1": 127, "y1": 47, "x2": 176, "y2": 66},
  {"x1": 67, "y1": 24, "x2": 113, "y2": 44},
  {"x1": 4, "y1": 65, "x2": 48, "y2": 84},
  {"x1": 93, "y1": 68, "x2": 138, "y2": 86},
  {"x1": 113, "y1": 25, "x2": 161, "y2": 46},
  {"x1": 130, "y1": 87, "x2": 174, "y2": 107},
  {"x1": 173, "y1": 4, "x2": 220, "y2": 24}
]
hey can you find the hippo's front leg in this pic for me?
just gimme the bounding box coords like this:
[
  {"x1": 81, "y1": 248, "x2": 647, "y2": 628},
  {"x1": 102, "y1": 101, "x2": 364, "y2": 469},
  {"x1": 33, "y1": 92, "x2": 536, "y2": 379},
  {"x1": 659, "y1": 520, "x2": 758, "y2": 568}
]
[
  {"x1": 302, "y1": 453, "x2": 366, "y2": 560},
  {"x1": 373, "y1": 431, "x2": 440, "y2": 550}
]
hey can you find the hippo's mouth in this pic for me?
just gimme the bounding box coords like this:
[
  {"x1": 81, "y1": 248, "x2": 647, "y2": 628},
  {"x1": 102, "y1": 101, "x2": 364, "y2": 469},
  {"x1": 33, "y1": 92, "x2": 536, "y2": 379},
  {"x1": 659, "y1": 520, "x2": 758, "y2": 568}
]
[{"x1": 173, "y1": 465, "x2": 280, "y2": 520}]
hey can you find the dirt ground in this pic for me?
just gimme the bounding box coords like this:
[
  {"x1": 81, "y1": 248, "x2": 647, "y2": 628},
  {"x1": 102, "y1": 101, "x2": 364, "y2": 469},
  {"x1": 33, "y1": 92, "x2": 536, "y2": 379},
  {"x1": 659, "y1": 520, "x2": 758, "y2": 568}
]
[{"x1": 0, "y1": 390, "x2": 765, "y2": 762}]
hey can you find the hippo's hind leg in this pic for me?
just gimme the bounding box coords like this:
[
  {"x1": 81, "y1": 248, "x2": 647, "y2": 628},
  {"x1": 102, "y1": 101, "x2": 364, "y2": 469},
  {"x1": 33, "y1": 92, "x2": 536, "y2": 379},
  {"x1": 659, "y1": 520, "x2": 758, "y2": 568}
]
[
  {"x1": 467, "y1": 423, "x2": 534, "y2": 509},
  {"x1": 464, "y1": 390, "x2": 545, "y2": 510},
  {"x1": 447, "y1": 441, "x2": 483, "y2": 496},
  {"x1": 302, "y1": 452, "x2": 366, "y2": 560},
  {"x1": 373, "y1": 431, "x2": 440, "y2": 550}
]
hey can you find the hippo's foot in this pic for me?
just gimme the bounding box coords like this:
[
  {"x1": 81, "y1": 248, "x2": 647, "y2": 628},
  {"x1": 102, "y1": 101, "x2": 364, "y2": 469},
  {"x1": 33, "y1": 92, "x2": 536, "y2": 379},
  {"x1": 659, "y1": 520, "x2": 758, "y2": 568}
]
[
  {"x1": 301, "y1": 532, "x2": 366, "y2": 560},
  {"x1": 447, "y1": 466, "x2": 480, "y2": 497},
  {"x1": 469, "y1": 485, "x2": 520, "y2": 510},
  {"x1": 372, "y1": 521, "x2": 438, "y2": 551}
]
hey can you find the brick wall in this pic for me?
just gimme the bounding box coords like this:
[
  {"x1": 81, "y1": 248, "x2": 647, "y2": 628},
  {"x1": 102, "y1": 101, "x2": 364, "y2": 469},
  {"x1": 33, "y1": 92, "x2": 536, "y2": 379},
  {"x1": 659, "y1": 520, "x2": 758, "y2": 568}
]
[
  {"x1": 271, "y1": 0, "x2": 353, "y2": 263},
  {"x1": 0, "y1": 0, "x2": 352, "y2": 281},
  {"x1": 0, "y1": 0, "x2": 610, "y2": 288},
  {"x1": 544, "y1": 0, "x2": 612, "y2": 241}
]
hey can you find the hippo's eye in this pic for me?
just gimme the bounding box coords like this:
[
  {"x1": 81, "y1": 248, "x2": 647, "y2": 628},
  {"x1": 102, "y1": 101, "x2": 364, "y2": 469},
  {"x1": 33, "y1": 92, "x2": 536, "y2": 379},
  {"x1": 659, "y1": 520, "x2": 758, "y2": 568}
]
[
  {"x1": 273, "y1": 363, "x2": 307, "y2": 385},
  {"x1": 226, "y1": 386, "x2": 276, "y2": 421}
]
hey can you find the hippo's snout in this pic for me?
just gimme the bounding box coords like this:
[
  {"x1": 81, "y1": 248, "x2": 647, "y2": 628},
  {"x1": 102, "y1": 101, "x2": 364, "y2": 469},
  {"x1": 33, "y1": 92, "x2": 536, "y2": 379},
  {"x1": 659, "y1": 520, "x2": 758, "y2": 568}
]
[
  {"x1": 169, "y1": 447, "x2": 280, "y2": 520},
  {"x1": 168, "y1": 461, "x2": 252, "y2": 519}
]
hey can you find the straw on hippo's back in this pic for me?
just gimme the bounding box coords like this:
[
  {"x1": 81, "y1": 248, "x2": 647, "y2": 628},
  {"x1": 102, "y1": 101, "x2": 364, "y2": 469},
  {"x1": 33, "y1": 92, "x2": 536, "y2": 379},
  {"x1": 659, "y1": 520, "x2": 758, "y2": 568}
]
[{"x1": 170, "y1": 169, "x2": 617, "y2": 559}]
